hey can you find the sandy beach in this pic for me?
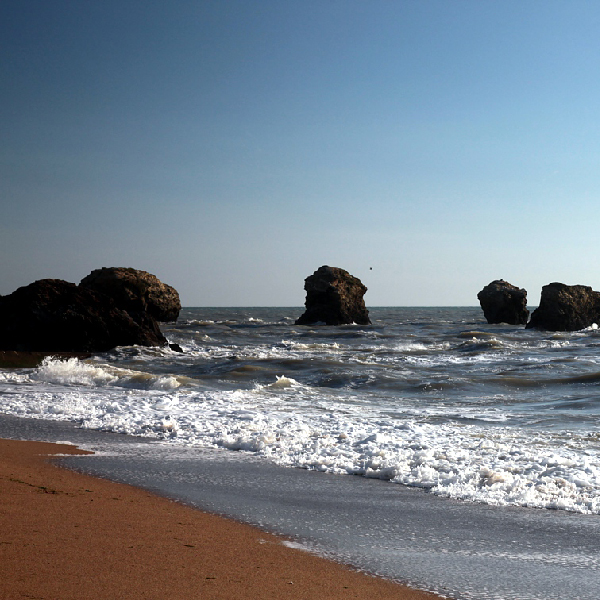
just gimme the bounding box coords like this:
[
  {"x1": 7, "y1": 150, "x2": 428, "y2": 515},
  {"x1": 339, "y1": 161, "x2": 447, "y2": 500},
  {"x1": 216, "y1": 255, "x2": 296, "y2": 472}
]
[{"x1": 0, "y1": 438, "x2": 443, "y2": 600}]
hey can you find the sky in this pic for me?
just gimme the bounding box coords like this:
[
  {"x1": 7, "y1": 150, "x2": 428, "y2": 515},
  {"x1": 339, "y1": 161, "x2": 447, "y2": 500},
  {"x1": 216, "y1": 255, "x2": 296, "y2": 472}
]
[{"x1": 2, "y1": 0, "x2": 600, "y2": 307}]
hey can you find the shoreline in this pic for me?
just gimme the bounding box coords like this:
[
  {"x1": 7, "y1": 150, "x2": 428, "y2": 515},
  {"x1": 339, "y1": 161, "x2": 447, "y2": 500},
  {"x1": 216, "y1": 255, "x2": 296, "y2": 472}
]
[{"x1": 0, "y1": 437, "x2": 444, "y2": 599}]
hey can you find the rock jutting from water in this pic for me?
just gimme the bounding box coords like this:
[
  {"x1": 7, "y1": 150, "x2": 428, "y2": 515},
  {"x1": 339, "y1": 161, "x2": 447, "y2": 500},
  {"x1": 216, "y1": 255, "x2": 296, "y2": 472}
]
[
  {"x1": 526, "y1": 282, "x2": 600, "y2": 331},
  {"x1": 80, "y1": 267, "x2": 181, "y2": 322},
  {"x1": 0, "y1": 279, "x2": 167, "y2": 352},
  {"x1": 477, "y1": 279, "x2": 529, "y2": 325},
  {"x1": 295, "y1": 265, "x2": 371, "y2": 326}
]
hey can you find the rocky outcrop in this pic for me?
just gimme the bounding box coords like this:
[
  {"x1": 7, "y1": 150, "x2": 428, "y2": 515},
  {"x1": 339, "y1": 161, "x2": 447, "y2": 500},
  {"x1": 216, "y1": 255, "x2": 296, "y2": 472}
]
[
  {"x1": 0, "y1": 279, "x2": 167, "y2": 352},
  {"x1": 296, "y1": 266, "x2": 370, "y2": 326},
  {"x1": 526, "y1": 282, "x2": 600, "y2": 331},
  {"x1": 477, "y1": 280, "x2": 529, "y2": 325},
  {"x1": 80, "y1": 267, "x2": 181, "y2": 322}
]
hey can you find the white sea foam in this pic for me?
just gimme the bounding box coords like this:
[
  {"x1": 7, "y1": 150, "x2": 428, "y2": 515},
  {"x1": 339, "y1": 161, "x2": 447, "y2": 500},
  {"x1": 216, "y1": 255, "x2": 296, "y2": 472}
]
[
  {"x1": 393, "y1": 342, "x2": 430, "y2": 351},
  {"x1": 0, "y1": 370, "x2": 30, "y2": 383},
  {"x1": 2, "y1": 358, "x2": 600, "y2": 514},
  {"x1": 31, "y1": 357, "x2": 184, "y2": 391},
  {"x1": 34, "y1": 357, "x2": 119, "y2": 386},
  {"x1": 278, "y1": 340, "x2": 341, "y2": 351},
  {"x1": 262, "y1": 375, "x2": 300, "y2": 390}
]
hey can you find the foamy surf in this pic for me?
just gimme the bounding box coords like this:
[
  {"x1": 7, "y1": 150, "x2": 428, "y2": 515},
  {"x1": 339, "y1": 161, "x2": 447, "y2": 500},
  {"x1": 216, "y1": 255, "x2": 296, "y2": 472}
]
[
  {"x1": 2, "y1": 367, "x2": 599, "y2": 513},
  {"x1": 32, "y1": 357, "x2": 184, "y2": 391},
  {"x1": 2, "y1": 307, "x2": 600, "y2": 515}
]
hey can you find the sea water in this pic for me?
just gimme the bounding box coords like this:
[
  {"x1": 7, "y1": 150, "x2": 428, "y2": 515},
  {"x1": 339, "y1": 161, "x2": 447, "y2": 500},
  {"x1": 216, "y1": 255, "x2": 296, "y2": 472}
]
[
  {"x1": 2, "y1": 306, "x2": 600, "y2": 514},
  {"x1": 2, "y1": 306, "x2": 600, "y2": 599}
]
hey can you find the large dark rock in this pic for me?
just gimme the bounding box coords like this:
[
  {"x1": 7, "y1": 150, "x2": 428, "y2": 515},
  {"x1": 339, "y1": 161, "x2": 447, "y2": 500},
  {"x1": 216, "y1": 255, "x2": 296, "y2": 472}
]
[
  {"x1": 477, "y1": 280, "x2": 529, "y2": 325},
  {"x1": 526, "y1": 282, "x2": 600, "y2": 331},
  {"x1": 296, "y1": 266, "x2": 370, "y2": 326},
  {"x1": 80, "y1": 267, "x2": 181, "y2": 322},
  {"x1": 0, "y1": 279, "x2": 167, "y2": 352}
]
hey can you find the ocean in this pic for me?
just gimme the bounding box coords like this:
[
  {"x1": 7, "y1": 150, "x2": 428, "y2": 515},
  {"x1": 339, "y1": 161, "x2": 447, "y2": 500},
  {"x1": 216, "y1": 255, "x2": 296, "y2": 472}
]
[{"x1": 1, "y1": 306, "x2": 600, "y2": 598}]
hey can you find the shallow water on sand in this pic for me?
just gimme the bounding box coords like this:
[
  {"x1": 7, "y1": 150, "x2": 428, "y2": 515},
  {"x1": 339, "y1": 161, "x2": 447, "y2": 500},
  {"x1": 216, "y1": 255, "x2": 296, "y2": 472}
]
[
  {"x1": 1, "y1": 415, "x2": 598, "y2": 600},
  {"x1": 68, "y1": 446, "x2": 600, "y2": 600}
]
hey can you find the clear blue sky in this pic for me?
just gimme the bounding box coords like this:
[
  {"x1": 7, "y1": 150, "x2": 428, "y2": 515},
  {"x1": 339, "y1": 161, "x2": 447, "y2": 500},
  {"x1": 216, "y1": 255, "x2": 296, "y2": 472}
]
[{"x1": 2, "y1": 0, "x2": 600, "y2": 306}]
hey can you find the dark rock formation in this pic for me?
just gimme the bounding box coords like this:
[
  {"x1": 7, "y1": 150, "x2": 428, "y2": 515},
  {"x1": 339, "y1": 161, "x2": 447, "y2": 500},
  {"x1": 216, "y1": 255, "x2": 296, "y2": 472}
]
[
  {"x1": 296, "y1": 266, "x2": 370, "y2": 326},
  {"x1": 0, "y1": 351, "x2": 92, "y2": 368},
  {"x1": 526, "y1": 282, "x2": 600, "y2": 331},
  {"x1": 80, "y1": 267, "x2": 181, "y2": 322},
  {"x1": 0, "y1": 279, "x2": 167, "y2": 352},
  {"x1": 477, "y1": 280, "x2": 529, "y2": 325}
]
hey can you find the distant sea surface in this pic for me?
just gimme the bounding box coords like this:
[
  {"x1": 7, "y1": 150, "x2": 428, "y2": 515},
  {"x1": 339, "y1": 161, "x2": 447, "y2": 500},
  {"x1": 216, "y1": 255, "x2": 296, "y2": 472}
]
[{"x1": 2, "y1": 306, "x2": 600, "y2": 514}]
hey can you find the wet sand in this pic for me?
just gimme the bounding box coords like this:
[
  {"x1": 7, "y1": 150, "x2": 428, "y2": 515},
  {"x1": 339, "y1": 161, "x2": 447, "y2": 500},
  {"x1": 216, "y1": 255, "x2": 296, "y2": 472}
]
[{"x1": 0, "y1": 438, "x2": 443, "y2": 599}]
